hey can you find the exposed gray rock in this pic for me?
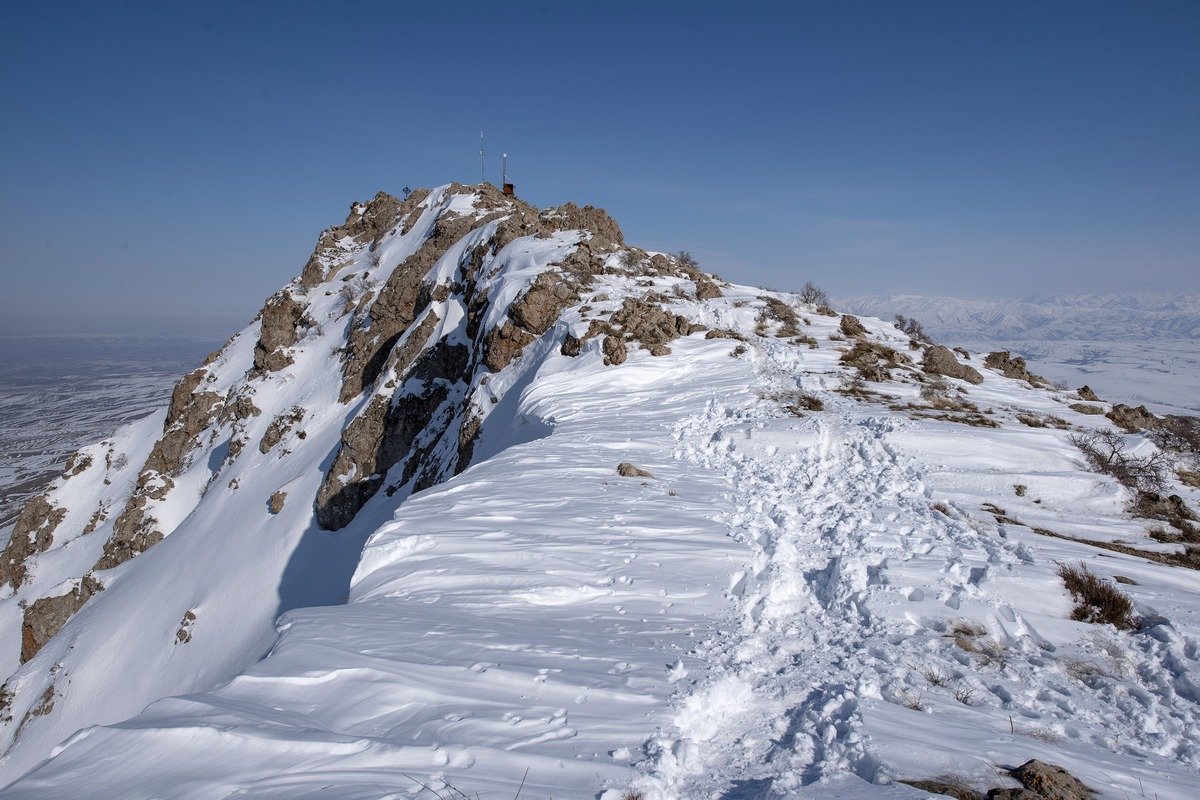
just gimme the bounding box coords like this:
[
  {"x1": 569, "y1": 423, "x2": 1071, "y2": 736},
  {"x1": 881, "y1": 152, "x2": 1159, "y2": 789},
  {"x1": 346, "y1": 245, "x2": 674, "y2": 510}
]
[
  {"x1": 984, "y1": 351, "x2": 1048, "y2": 386},
  {"x1": 21, "y1": 576, "x2": 102, "y2": 663},
  {"x1": 252, "y1": 291, "x2": 306, "y2": 375},
  {"x1": 1, "y1": 495, "x2": 67, "y2": 589},
  {"x1": 923, "y1": 345, "x2": 984, "y2": 384},
  {"x1": 602, "y1": 334, "x2": 627, "y2": 366}
]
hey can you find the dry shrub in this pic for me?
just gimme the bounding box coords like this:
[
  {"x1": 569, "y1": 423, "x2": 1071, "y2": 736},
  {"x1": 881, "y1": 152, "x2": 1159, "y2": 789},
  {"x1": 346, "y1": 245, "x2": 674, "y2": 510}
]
[
  {"x1": 1058, "y1": 563, "x2": 1136, "y2": 629},
  {"x1": 898, "y1": 778, "x2": 982, "y2": 800},
  {"x1": 894, "y1": 313, "x2": 934, "y2": 344},
  {"x1": 797, "y1": 280, "x2": 829, "y2": 307},
  {"x1": 1069, "y1": 429, "x2": 1167, "y2": 493}
]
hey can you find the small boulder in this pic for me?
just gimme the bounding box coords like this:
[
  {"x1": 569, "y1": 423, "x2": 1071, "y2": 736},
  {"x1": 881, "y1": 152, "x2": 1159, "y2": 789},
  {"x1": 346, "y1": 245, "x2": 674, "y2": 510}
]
[
  {"x1": 839, "y1": 314, "x2": 867, "y2": 338},
  {"x1": 1107, "y1": 403, "x2": 1159, "y2": 432},
  {"x1": 268, "y1": 491, "x2": 287, "y2": 515},
  {"x1": 1077, "y1": 385, "x2": 1099, "y2": 402},
  {"x1": 617, "y1": 462, "x2": 654, "y2": 479},
  {"x1": 923, "y1": 346, "x2": 984, "y2": 384},
  {"x1": 1003, "y1": 760, "x2": 1092, "y2": 800}
]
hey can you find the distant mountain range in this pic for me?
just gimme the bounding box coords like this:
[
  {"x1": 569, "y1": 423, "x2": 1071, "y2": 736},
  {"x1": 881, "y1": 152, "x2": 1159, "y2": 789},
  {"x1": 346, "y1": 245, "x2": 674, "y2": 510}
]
[{"x1": 836, "y1": 293, "x2": 1200, "y2": 341}]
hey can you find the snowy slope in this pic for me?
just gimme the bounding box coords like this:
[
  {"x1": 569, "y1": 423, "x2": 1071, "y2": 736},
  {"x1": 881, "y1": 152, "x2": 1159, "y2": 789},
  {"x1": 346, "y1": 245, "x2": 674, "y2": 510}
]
[{"x1": 2, "y1": 187, "x2": 1199, "y2": 799}]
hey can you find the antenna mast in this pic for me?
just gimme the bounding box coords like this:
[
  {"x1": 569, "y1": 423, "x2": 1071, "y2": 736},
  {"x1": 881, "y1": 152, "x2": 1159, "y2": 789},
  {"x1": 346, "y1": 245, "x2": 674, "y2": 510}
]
[
  {"x1": 480, "y1": 131, "x2": 485, "y2": 184},
  {"x1": 502, "y1": 153, "x2": 508, "y2": 186}
]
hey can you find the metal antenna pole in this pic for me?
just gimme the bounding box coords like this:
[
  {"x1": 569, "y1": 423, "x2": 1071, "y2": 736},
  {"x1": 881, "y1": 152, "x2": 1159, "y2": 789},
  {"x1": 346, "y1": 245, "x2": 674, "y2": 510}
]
[
  {"x1": 502, "y1": 153, "x2": 508, "y2": 186},
  {"x1": 480, "y1": 131, "x2": 484, "y2": 184}
]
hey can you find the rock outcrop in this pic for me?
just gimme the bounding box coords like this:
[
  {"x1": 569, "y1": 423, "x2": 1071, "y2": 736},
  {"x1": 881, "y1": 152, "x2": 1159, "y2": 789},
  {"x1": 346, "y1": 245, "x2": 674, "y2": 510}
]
[
  {"x1": 21, "y1": 576, "x2": 102, "y2": 663},
  {"x1": 984, "y1": 351, "x2": 1048, "y2": 386},
  {"x1": 0, "y1": 497, "x2": 67, "y2": 590},
  {"x1": 923, "y1": 345, "x2": 984, "y2": 384}
]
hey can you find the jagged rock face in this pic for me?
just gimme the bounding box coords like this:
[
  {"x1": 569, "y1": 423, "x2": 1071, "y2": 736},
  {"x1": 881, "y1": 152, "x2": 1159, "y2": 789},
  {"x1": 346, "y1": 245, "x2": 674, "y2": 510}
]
[
  {"x1": 21, "y1": 577, "x2": 102, "y2": 663},
  {"x1": 299, "y1": 190, "x2": 430, "y2": 286},
  {"x1": 252, "y1": 292, "x2": 306, "y2": 374},
  {"x1": 923, "y1": 345, "x2": 984, "y2": 384},
  {"x1": 984, "y1": 351, "x2": 1048, "y2": 386},
  {"x1": 143, "y1": 369, "x2": 223, "y2": 476},
  {"x1": 1107, "y1": 403, "x2": 1160, "y2": 432},
  {"x1": 0, "y1": 496, "x2": 66, "y2": 589}
]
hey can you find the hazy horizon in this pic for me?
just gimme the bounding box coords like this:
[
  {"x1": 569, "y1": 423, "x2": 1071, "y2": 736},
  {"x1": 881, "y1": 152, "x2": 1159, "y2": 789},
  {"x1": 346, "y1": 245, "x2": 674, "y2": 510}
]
[{"x1": 2, "y1": 1, "x2": 1198, "y2": 337}]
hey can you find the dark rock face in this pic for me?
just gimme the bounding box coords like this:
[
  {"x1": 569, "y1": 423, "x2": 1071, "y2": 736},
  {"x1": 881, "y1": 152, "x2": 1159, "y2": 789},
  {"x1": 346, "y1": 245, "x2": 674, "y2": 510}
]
[
  {"x1": 299, "y1": 190, "x2": 430, "y2": 286},
  {"x1": 984, "y1": 351, "x2": 1047, "y2": 386},
  {"x1": 259, "y1": 407, "x2": 306, "y2": 454},
  {"x1": 923, "y1": 345, "x2": 984, "y2": 384},
  {"x1": 0, "y1": 496, "x2": 67, "y2": 589},
  {"x1": 610, "y1": 297, "x2": 691, "y2": 354},
  {"x1": 21, "y1": 576, "x2": 103, "y2": 663},
  {"x1": 143, "y1": 369, "x2": 224, "y2": 476},
  {"x1": 1077, "y1": 385, "x2": 1099, "y2": 401}
]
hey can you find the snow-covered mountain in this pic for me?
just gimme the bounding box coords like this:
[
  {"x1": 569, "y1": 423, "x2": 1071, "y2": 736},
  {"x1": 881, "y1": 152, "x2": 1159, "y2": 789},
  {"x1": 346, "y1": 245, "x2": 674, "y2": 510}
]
[
  {"x1": 1, "y1": 185, "x2": 1198, "y2": 799},
  {"x1": 837, "y1": 293, "x2": 1200, "y2": 341}
]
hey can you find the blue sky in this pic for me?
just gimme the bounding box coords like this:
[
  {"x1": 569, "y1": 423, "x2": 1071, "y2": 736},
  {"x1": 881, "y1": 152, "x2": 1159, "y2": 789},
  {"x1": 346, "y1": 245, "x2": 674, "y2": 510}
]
[{"x1": 1, "y1": 1, "x2": 1197, "y2": 335}]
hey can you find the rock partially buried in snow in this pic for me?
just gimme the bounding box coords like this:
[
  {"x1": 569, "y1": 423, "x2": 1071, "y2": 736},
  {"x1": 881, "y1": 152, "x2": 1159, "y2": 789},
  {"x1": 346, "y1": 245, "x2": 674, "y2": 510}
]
[
  {"x1": 616, "y1": 462, "x2": 654, "y2": 479},
  {"x1": 989, "y1": 760, "x2": 1093, "y2": 800},
  {"x1": 268, "y1": 491, "x2": 287, "y2": 515},
  {"x1": 839, "y1": 313, "x2": 867, "y2": 338}
]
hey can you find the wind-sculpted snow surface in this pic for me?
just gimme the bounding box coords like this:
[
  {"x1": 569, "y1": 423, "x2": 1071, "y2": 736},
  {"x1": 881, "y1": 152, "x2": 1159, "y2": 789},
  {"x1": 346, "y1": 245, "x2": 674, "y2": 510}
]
[{"x1": 2, "y1": 187, "x2": 1200, "y2": 799}]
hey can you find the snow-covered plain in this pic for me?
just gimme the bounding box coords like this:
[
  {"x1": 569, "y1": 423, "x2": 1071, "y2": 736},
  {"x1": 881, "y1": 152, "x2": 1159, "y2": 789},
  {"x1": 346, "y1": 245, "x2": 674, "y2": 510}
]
[
  {"x1": 838, "y1": 294, "x2": 1200, "y2": 415},
  {"x1": 1, "y1": 188, "x2": 1198, "y2": 799}
]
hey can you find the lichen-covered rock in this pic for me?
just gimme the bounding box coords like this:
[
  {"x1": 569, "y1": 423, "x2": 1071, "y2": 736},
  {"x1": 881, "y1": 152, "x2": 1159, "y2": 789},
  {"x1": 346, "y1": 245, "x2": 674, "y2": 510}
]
[
  {"x1": 984, "y1": 351, "x2": 1048, "y2": 386},
  {"x1": 923, "y1": 345, "x2": 984, "y2": 384},
  {"x1": 21, "y1": 576, "x2": 103, "y2": 663},
  {"x1": 1, "y1": 495, "x2": 67, "y2": 589}
]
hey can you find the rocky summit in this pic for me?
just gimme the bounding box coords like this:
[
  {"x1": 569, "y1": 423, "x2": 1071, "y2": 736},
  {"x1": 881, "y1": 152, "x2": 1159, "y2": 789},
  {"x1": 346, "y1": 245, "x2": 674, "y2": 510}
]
[{"x1": 0, "y1": 184, "x2": 1198, "y2": 800}]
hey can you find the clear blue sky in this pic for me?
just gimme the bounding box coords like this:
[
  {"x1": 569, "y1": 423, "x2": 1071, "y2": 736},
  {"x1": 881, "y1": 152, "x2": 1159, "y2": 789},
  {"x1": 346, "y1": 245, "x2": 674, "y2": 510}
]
[{"x1": 2, "y1": 1, "x2": 1197, "y2": 335}]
